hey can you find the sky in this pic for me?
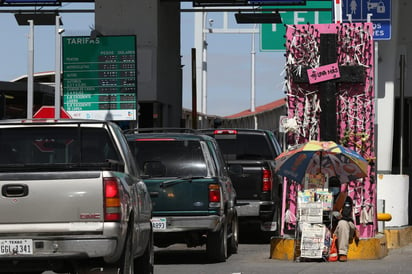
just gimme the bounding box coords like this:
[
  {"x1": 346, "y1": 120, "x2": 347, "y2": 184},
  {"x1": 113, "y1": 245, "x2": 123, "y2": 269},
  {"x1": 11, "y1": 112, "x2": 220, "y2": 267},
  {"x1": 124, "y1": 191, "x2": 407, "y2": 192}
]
[{"x1": 0, "y1": 2, "x2": 286, "y2": 117}]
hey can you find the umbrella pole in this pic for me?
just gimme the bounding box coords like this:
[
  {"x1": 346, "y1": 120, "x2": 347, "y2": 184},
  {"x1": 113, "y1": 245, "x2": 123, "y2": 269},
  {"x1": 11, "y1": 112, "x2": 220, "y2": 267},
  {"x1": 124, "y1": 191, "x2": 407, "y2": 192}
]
[{"x1": 319, "y1": 152, "x2": 322, "y2": 175}]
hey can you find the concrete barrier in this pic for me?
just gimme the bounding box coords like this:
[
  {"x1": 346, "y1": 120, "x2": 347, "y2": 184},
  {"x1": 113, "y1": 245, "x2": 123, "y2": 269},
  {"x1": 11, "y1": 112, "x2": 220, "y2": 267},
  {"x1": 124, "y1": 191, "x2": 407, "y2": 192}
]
[
  {"x1": 347, "y1": 233, "x2": 388, "y2": 260},
  {"x1": 269, "y1": 228, "x2": 412, "y2": 260},
  {"x1": 384, "y1": 226, "x2": 412, "y2": 249}
]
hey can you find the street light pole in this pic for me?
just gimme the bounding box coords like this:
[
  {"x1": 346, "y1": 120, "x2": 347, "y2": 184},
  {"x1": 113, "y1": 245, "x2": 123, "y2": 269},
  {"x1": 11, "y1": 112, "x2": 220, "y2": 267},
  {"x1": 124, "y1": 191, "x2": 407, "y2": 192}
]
[
  {"x1": 202, "y1": 11, "x2": 208, "y2": 123},
  {"x1": 195, "y1": 11, "x2": 259, "y2": 122},
  {"x1": 251, "y1": 24, "x2": 256, "y2": 113},
  {"x1": 27, "y1": 19, "x2": 34, "y2": 119},
  {"x1": 55, "y1": 15, "x2": 63, "y2": 119}
]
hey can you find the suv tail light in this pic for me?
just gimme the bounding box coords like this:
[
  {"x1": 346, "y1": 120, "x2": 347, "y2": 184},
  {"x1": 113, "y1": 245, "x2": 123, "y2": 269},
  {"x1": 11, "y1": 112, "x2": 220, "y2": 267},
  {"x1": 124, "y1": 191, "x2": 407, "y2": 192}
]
[
  {"x1": 104, "y1": 177, "x2": 121, "y2": 221},
  {"x1": 208, "y1": 184, "x2": 221, "y2": 207},
  {"x1": 262, "y1": 168, "x2": 273, "y2": 192}
]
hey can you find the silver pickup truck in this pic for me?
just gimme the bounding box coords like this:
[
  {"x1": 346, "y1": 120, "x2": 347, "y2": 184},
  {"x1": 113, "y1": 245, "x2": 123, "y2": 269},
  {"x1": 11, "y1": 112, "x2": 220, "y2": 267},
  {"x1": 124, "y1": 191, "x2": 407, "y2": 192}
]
[{"x1": 0, "y1": 119, "x2": 153, "y2": 274}]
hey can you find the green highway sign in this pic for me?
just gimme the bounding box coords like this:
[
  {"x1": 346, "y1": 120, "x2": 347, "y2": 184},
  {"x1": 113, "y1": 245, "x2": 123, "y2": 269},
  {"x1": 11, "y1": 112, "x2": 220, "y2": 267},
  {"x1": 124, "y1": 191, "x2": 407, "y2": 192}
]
[
  {"x1": 260, "y1": 1, "x2": 332, "y2": 51},
  {"x1": 62, "y1": 35, "x2": 137, "y2": 121}
]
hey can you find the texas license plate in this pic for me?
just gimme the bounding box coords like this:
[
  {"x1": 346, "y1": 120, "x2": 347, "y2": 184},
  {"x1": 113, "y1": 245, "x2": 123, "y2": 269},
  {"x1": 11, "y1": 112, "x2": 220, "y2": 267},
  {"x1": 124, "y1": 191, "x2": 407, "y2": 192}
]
[
  {"x1": 151, "y1": 218, "x2": 167, "y2": 230},
  {"x1": 0, "y1": 239, "x2": 33, "y2": 255}
]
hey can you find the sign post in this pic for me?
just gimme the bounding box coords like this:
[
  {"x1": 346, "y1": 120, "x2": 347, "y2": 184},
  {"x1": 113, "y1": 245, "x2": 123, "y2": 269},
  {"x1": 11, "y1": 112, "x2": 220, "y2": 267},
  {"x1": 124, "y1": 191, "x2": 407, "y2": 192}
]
[{"x1": 334, "y1": 0, "x2": 343, "y2": 23}]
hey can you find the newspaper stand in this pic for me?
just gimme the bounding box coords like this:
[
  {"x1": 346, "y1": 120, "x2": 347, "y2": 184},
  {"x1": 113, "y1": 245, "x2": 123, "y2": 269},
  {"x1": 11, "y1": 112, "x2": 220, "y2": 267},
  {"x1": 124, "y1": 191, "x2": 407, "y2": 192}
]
[{"x1": 294, "y1": 174, "x2": 333, "y2": 261}]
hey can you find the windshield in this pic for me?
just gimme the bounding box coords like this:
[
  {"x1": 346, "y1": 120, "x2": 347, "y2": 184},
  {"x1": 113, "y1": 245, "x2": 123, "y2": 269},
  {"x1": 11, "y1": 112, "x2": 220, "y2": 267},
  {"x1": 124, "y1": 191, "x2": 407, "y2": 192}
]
[
  {"x1": 129, "y1": 139, "x2": 207, "y2": 178},
  {"x1": 0, "y1": 127, "x2": 119, "y2": 165}
]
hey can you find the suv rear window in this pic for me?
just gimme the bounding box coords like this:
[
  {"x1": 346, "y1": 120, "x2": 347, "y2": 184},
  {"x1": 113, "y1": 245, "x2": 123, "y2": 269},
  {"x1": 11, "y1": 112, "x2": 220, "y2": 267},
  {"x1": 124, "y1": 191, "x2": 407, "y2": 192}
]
[
  {"x1": 129, "y1": 139, "x2": 207, "y2": 178},
  {"x1": 213, "y1": 134, "x2": 273, "y2": 161}
]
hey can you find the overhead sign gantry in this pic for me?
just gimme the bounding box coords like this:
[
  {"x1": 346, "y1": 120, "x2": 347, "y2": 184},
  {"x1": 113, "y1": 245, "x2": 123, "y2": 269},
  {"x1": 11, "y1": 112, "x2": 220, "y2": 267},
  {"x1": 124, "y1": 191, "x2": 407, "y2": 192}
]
[
  {"x1": 0, "y1": 0, "x2": 61, "y2": 5},
  {"x1": 192, "y1": 0, "x2": 306, "y2": 6}
]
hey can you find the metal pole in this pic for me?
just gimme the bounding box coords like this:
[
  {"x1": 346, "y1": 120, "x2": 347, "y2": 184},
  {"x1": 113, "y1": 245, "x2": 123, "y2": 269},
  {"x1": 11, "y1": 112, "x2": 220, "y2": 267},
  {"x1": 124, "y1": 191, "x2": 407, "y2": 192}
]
[
  {"x1": 191, "y1": 48, "x2": 198, "y2": 129},
  {"x1": 194, "y1": 10, "x2": 203, "y2": 122},
  {"x1": 202, "y1": 11, "x2": 208, "y2": 121},
  {"x1": 27, "y1": 19, "x2": 34, "y2": 119},
  {"x1": 251, "y1": 24, "x2": 256, "y2": 113},
  {"x1": 193, "y1": 10, "x2": 258, "y2": 124},
  {"x1": 400, "y1": 54, "x2": 405, "y2": 175},
  {"x1": 334, "y1": 0, "x2": 342, "y2": 24},
  {"x1": 55, "y1": 15, "x2": 62, "y2": 119}
]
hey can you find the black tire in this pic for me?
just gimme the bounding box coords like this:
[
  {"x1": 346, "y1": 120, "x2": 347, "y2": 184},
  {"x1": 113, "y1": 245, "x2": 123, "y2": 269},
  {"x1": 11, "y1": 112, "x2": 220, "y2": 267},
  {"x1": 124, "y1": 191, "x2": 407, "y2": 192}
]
[
  {"x1": 206, "y1": 222, "x2": 227, "y2": 263},
  {"x1": 118, "y1": 230, "x2": 134, "y2": 274},
  {"x1": 228, "y1": 211, "x2": 239, "y2": 255},
  {"x1": 134, "y1": 228, "x2": 154, "y2": 274},
  {"x1": 103, "y1": 229, "x2": 134, "y2": 274}
]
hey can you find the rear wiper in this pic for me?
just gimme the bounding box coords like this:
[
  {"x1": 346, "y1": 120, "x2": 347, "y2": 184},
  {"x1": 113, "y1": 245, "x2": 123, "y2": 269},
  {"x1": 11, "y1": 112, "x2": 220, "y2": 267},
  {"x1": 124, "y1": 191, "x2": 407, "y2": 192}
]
[{"x1": 160, "y1": 176, "x2": 204, "y2": 188}]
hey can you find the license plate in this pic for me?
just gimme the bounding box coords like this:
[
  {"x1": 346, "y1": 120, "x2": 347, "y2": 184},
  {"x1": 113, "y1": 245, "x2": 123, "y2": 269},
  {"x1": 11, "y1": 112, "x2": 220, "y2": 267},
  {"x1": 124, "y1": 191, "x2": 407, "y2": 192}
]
[
  {"x1": 261, "y1": 222, "x2": 277, "y2": 231},
  {"x1": 0, "y1": 239, "x2": 33, "y2": 255},
  {"x1": 151, "y1": 218, "x2": 167, "y2": 230}
]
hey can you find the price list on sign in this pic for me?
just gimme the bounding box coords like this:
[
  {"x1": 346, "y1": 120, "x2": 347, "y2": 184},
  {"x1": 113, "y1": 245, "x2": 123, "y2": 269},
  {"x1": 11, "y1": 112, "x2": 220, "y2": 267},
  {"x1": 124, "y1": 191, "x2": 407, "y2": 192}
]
[{"x1": 62, "y1": 36, "x2": 137, "y2": 121}]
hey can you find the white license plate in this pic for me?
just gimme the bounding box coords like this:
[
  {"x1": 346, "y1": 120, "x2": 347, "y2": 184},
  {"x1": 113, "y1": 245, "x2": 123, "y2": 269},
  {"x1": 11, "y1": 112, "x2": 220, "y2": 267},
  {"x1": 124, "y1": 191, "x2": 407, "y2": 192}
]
[
  {"x1": 0, "y1": 239, "x2": 33, "y2": 255},
  {"x1": 261, "y1": 222, "x2": 277, "y2": 231},
  {"x1": 151, "y1": 218, "x2": 167, "y2": 230}
]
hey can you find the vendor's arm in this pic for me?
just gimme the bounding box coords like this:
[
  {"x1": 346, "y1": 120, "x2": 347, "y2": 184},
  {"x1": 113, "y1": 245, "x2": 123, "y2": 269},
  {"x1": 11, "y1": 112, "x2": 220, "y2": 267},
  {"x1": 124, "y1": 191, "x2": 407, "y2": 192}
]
[{"x1": 333, "y1": 191, "x2": 348, "y2": 211}]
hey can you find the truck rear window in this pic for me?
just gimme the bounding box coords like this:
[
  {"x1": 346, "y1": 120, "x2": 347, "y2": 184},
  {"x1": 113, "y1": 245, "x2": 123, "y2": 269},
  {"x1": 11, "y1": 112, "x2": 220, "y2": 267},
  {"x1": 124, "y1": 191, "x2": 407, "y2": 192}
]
[
  {"x1": 214, "y1": 134, "x2": 273, "y2": 161},
  {"x1": 0, "y1": 127, "x2": 119, "y2": 165},
  {"x1": 129, "y1": 140, "x2": 207, "y2": 178}
]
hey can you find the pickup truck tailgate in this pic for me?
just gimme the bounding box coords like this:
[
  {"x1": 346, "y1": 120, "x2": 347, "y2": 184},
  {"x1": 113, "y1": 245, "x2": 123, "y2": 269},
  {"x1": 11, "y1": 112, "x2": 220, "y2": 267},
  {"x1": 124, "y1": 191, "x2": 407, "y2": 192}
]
[
  {"x1": 0, "y1": 172, "x2": 104, "y2": 224},
  {"x1": 228, "y1": 161, "x2": 263, "y2": 200}
]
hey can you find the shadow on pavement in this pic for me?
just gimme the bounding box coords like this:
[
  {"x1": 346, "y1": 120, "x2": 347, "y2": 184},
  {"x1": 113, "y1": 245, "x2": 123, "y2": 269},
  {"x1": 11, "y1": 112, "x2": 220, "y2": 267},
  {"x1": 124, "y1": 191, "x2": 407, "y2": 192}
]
[
  {"x1": 154, "y1": 247, "x2": 214, "y2": 265},
  {"x1": 238, "y1": 223, "x2": 275, "y2": 244}
]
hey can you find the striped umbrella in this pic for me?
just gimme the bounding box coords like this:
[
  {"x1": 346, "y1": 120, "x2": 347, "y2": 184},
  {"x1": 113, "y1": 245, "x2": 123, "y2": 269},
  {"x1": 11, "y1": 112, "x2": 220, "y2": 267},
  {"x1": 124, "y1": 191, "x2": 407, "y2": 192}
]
[{"x1": 275, "y1": 140, "x2": 368, "y2": 184}]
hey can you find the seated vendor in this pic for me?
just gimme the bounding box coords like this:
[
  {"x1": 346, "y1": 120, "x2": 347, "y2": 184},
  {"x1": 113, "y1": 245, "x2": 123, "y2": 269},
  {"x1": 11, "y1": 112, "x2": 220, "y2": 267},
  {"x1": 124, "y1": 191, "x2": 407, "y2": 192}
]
[{"x1": 328, "y1": 176, "x2": 359, "y2": 262}]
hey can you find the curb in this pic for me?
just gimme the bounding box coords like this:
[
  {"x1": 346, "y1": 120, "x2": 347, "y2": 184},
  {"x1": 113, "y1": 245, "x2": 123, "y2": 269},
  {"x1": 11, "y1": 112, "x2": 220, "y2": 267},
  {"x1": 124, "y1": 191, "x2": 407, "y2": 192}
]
[
  {"x1": 270, "y1": 230, "x2": 400, "y2": 260},
  {"x1": 384, "y1": 226, "x2": 412, "y2": 249}
]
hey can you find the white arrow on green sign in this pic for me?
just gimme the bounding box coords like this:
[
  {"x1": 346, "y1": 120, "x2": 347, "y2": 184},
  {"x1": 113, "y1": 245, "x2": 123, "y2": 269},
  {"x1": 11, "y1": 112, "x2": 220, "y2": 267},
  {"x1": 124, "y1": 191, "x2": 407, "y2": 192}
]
[{"x1": 260, "y1": 0, "x2": 332, "y2": 51}]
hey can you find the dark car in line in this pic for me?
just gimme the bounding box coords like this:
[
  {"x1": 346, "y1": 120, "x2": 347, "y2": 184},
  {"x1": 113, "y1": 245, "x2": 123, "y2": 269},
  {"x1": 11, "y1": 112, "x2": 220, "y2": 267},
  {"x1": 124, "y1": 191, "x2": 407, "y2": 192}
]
[
  {"x1": 124, "y1": 128, "x2": 239, "y2": 262},
  {"x1": 199, "y1": 128, "x2": 283, "y2": 239}
]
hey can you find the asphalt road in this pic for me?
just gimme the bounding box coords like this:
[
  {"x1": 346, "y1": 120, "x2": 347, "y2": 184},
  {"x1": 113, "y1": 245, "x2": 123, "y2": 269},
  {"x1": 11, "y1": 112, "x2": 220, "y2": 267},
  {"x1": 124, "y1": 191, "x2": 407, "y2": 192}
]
[{"x1": 154, "y1": 242, "x2": 412, "y2": 274}]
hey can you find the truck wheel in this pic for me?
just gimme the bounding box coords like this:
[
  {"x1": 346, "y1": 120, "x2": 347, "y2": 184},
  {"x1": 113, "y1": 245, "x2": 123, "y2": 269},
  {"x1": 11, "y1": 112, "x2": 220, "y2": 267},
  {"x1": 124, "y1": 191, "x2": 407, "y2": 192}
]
[
  {"x1": 228, "y1": 211, "x2": 239, "y2": 255},
  {"x1": 105, "y1": 229, "x2": 133, "y2": 274},
  {"x1": 134, "y1": 228, "x2": 154, "y2": 274},
  {"x1": 206, "y1": 222, "x2": 227, "y2": 262}
]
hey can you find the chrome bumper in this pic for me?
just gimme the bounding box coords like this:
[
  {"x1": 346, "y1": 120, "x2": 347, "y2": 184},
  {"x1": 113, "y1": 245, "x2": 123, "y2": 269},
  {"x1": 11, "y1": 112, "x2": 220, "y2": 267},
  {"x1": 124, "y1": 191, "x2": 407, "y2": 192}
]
[
  {"x1": 0, "y1": 238, "x2": 118, "y2": 259},
  {"x1": 153, "y1": 215, "x2": 224, "y2": 233}
]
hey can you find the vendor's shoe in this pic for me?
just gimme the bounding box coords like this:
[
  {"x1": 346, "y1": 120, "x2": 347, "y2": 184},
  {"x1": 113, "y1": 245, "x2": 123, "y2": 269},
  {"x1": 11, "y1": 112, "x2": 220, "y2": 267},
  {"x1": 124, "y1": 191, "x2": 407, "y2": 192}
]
[{"x1": 338, "y1": 255, "x2": 347, "y2": 262}]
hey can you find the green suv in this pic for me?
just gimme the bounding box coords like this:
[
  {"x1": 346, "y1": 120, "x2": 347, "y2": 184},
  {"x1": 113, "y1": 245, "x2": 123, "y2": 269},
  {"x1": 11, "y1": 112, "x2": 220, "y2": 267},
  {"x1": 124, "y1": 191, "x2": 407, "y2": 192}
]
[{"x1": 124, "y1": 129, "x2": 239, "y2": 262}]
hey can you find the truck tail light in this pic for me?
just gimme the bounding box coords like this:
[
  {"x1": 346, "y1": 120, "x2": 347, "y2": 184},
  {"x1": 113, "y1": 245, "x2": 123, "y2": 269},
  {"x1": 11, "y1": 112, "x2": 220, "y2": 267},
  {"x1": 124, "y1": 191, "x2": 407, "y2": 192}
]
[
  {"x1": 104, "y1": 177, "x2": 121, "y2": 221},
  {"x1": 262, "y1": 168, "x2": 273, "y2": 192},
  {"x1": 213, "y1": 129, "x2": 237, "y2": 135},
  {"x1": 209, "y1": 184, "x2": 221, "y2": 207}
]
